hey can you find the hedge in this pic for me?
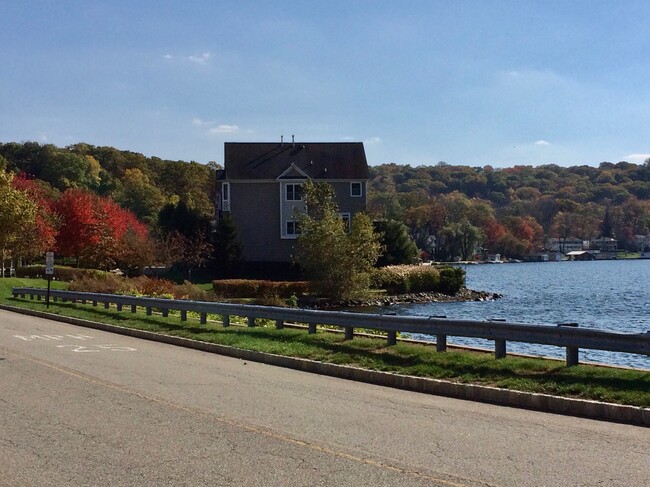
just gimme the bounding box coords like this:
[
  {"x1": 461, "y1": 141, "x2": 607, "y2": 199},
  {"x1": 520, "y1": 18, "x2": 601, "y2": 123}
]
[{"x1": 212, "y1": 279, "x2": 309, "y2": 299}]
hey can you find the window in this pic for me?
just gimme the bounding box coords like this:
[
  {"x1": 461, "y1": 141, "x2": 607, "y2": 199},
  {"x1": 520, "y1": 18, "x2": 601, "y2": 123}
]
[
  {"x1": 350, "y1": 182, "x2": 362, "y2": 197},
  {"x1": 340, "y1": 213, "x2": 351, "y2": 233},
  {"x1": 222, "y1": 182, "x2": 230, "y2": 211},
  {"x1": 286, "y1": 183, "x2": 303, "y2": 201},
  {"x1": 286, "y1": 220, "x2": 300, "y2": 236}
]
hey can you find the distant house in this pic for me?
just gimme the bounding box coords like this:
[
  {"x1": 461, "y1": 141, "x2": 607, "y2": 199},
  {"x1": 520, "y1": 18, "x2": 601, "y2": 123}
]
[
  {"x1": 589, "y1": 237, "x2": 618, "y2": 252},
  {"x1": 215, "y1": 140, "x2": 369, "y2": 268},
  {"x1": 547, "y1": 237, "x2": 585, "y2": 253}
]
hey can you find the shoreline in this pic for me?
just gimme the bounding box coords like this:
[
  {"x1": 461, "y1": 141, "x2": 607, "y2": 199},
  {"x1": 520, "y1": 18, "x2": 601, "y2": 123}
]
[{"x1": 314, "y1": 288, "x2": 502, "y2": 309}]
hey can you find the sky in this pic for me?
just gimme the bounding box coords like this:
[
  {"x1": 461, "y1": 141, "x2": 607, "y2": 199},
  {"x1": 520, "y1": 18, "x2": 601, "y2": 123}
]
[{"x1": 2, "y1": 0, "x2": 650, "y2": 168}]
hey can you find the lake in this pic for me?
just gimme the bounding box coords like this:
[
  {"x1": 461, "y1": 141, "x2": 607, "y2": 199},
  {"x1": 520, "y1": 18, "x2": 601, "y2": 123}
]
[{"x1": 376, "y1": 260, "x2": 650, "y2": 369}]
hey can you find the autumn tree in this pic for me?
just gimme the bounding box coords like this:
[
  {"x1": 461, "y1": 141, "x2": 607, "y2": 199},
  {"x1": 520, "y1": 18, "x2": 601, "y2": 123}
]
[
  {"x1": 0, "y1": 169, "x2": 37, "y2": 274},
  {"x1": 294, "y1": 181, "x2": 381, "y2": 300}
]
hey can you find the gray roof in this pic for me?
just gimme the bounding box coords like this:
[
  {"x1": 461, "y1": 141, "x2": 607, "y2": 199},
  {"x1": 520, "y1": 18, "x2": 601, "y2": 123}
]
[{"x1": 223, "y1": 142, "x2": 368, "y2": 180}]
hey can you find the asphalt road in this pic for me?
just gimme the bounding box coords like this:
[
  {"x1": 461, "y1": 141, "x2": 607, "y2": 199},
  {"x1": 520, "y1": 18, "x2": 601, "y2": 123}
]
[{"x1": 1, "y1": 309, "x2": 648, "y2": 487}]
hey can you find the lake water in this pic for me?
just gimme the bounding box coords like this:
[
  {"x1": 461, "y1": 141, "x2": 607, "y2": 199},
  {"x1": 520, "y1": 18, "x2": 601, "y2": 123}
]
[{"x1": 376, "y1": 260, "x2": 650, "y2": 369}]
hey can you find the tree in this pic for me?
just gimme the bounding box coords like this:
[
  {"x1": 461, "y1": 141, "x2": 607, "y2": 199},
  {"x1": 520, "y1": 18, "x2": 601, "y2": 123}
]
[
  {"x1": 374, "y1": 219, "x2": 419, "y2": 266},
  {"x1": 294, "y1": 181, "x2": 381, "y2": 300},
  {"x1": 212, "y1": 214, "x2": 242, "y2": 277},
  {"x1": 0, "y1": 169, "x2": 37, "y2": 274},
  {"x1": 54, "y1": 189, "x2": 99, "y2": 266}
]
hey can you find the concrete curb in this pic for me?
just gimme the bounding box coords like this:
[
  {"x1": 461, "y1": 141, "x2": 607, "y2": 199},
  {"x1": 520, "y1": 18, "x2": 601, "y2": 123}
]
[{"x1": 2, "y1": 304, "x2": 648, "y2": 427}]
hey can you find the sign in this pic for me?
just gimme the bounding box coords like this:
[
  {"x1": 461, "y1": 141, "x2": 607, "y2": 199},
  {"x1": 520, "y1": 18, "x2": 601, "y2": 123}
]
[{"x1": 45, "y1": 251, "x2": 54, "y2": 275}]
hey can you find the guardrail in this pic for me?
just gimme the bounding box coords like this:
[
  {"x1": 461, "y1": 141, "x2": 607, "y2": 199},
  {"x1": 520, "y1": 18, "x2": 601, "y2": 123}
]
[{"x1": 12, "y1": 287, "x2": 650, "y2": 366}]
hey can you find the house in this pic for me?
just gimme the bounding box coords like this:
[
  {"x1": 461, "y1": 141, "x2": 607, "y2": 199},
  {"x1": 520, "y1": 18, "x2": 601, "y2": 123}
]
[
  {"x1": 589, "y1": 237, "x2": 618, "y2": 252},
  {"x1": 215, "y1": 139, "x2": 369, "y2": 268},
  {"x1": 546, "y1": 237, "x2": 586, "y2": 253}
]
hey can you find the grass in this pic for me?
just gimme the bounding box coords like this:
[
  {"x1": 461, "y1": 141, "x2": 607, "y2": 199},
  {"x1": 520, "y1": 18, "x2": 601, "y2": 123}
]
[{"x1": 1, "y1": 277, "x2": 648, "y2": 408}]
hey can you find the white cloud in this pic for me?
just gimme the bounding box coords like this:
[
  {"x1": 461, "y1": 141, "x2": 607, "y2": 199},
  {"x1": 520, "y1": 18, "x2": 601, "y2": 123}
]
[
  {"x1": 188, "y1": 52, "x2": 211, "y2": 65},
  {"x1": 192, "y1": 118, "x2": 214, "y2": 127},
  {"x1": 364, "y1": 136, "x2": 381, "y2": 144},
  {"x1": 208, "y1": 124, "x2": 240, "y2": 134},
  {"x1": 340, "y1": 136, "x2": 355, "y2": 141},
  {"x1": 164, "y1": 54, "x2": 173, "y2": 60},
  {"x1": 624, "y1": 153, "x2": 650, "y2": 163},
  {"x1": 534, "y1": 140, "x2": 551, "y2": 146}
]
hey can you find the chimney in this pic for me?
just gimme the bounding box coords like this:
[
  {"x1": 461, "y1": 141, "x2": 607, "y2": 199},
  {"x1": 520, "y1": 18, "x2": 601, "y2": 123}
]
[
  {"x1": 281, "y1": 135, "x2": 284, "y2": 147},
  {"x1": 292, "y1": 134, "x2": 295, "y2": 146}
]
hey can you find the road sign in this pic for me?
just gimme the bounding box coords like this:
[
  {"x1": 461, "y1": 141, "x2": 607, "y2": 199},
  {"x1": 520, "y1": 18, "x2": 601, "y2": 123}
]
[{"x1": 45, "y1": 252, "x2": 54, "y2": 275}]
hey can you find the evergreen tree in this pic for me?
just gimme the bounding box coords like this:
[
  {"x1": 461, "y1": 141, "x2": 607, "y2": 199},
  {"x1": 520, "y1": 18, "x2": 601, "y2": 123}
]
[
  {"x1": 212, "y1": 214, "x2": 242, "y2": 276},
  {"x1": 374, "y1": 219, "x2": 419, "y2": 266}
]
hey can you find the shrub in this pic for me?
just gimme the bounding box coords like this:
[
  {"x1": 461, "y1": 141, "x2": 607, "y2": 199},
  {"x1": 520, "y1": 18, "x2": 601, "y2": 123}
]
[
  {"x1": 370, "y1": 265, "x2": 465, "y2": 295},
  {"x1": 212, "y1": 279, "x2": 308, "y2": 299},
  {"x1": 16, "y1": 265, "x2": 106, "y2": 282},
  {"x1": 439, "y1": 267, "x2": 465, "y2": 295}
]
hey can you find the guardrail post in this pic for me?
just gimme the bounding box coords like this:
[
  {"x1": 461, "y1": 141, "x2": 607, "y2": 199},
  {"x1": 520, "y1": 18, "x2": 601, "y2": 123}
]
[
  {"x1": 248, "y1": 316, "x2": 256, "y2": 327},
  {"x1": 200, "y1": 312, "x2": 207, "y2": 324},
  {"x1": 53, "y1": 296, "x2": 58, "y2": 302},
  {"x1": 92, "y1": 300, "x2": 97, "y2": 307},
  {"x1": 387, "y1": 330, "x2": 397, "y2": 346},
  {"x1": 495, "y1": 339, "x2": 506, "y2": 359},
  {"x1": 30, "y1": 294, "x2": 34, "y2": 300},
  {"x1": 275, "y1": 319, "x2": 284, "y2": 329},
  {"x1": 37, "y1": 295, "x2": 42, "y2": 301},
  {"x1": 146, "y1": 307, "x2": 152, "y2": 316},
  {"x1": 104, "y1": 301, "x2": 110, "y2": 309},
  {"x1": 131, "y1": 304, "x2": 137, "y2": 313},
  {"x1": 558, "y1": 323, "x2": 580, "y2": 367},
  {"x1": 436, "y1": 334, "x2": 447, "y2": 352},
  {"x1": 180, "y1": 310, "x2": 187, "y2": 321},
  {"x1": 117, "y1": 303, "x2": 123, "y2": 311},
  {"x1": 308, "y1": 323, "x2": 317, "y2": 334},
  {"x1": 344, "y1": 327, "x2": 354, "y2": 340},
  {"x1": 81, "y1": 299, "x2": 86, "y2": 304},
  {"x1": 223, "y1": 315, "x2": 230, "y2": 327},
  {"x1": 162, "y1": 309, "x2": 169, "y2": 317}
]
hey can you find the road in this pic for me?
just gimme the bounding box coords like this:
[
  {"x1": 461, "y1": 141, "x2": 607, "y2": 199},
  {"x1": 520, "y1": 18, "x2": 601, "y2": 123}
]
[{"x1": 1, "y1": 308, "x2": 648, "y2": 486}]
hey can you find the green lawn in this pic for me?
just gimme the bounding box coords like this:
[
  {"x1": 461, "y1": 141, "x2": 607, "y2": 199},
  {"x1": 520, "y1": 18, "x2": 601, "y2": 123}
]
[{"x1": 1, "y1": 277, "x2": 648, "y2": 407}]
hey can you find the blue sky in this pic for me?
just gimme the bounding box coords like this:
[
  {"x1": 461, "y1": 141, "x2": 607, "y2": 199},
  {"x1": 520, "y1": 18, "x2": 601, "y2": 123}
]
[{"x1": 2, "y1": 1, "x2": 650, "y2": 167}]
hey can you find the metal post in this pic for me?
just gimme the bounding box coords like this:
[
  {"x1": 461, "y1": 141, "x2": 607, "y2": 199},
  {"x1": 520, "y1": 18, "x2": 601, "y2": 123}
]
[
  {"x1": 308, "y1": 323, "x2": 317, "y2": 334},
  {"x1": 131, "y1": 304, "x2": 137, "y2": 313},
  {"x1": 436, "y1": 334, "x2": 447, "y2": 352},
  {"x1": 200, "y1": 312, "x2": 207, "y2": 324},
  {"x1": 248, "y1": 316, "x2": 256, "y2": 327},
  {"x1": 162, "y1": 309, "x2": 169, "y2": 317},
  {"x1": 495, "y1": 339, "x2": 507, "y2": 359},
  {"x1": 558, "y1": 323, "x2": 580, "y2": 367},
  {"x1": 344, "y1": 327, "x2": 354, "y2": 340},
  {"x1": 223, "y1": 315, "x2": 230, "y2": 327},
  {"x1": 275, "y1": 319, "x2": 284, "y2": 329},
  {"x1": 180, "y1": 310, "x2": 187, "y2": 321},
  {"x1": 387, "y1": 330, "x2": 397, "y2": 346}
]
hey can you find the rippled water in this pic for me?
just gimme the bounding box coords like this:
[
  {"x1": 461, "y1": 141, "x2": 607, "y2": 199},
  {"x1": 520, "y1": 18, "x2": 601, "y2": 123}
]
[{"x1": 376, "y1": 260, "x2": 650, "y2": 369}]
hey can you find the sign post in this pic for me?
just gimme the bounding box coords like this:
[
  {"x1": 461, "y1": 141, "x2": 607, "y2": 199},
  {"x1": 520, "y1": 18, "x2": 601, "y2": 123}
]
[{"x1": 45, "y1": 252, "x2": 54, "y2": 308}]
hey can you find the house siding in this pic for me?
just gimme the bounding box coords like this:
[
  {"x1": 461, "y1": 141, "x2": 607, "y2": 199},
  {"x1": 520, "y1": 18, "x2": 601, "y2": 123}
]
[{"x1": 220, "y1": 141, "x2": 368, "y2": 265}]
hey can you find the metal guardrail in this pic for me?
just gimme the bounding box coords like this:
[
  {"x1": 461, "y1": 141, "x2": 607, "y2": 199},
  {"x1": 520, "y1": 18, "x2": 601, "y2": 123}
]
[{"x1": 12, "y1": 287, "x2": 650, "y2": 366}]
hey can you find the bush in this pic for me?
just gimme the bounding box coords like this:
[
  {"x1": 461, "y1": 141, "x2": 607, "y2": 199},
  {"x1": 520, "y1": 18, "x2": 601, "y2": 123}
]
[
  {"x1": 212, "y1": 279, "x2": 308, "y2": 299},
  {"x1": 370, "y1": 265, "x2": 464, "y2": 295},
  {"x1": 439, "y1": 267, "x2": 465, "y2": 295},
  {"x1": 16, "y1": 265, "x2": 106, "y2": 282}
]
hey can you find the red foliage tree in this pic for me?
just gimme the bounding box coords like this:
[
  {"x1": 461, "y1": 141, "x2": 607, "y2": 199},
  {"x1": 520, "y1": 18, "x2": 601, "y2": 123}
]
[{"x1": 54, "y1": 189, "x2": 100, "y2": 266}]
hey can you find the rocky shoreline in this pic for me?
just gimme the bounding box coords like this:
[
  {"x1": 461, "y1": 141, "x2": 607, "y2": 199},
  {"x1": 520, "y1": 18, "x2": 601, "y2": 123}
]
[{"x1": 312, "y1": 288, "x2": 502, "y2": 309}]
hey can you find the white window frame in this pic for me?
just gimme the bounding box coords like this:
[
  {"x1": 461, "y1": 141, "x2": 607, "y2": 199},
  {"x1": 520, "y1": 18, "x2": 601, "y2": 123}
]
[
  {"x1": 286, "y1": 183, "x2": 303, "y2": 201},
  {"x1": 350, "y1": 181, "x2": 362, "y2": 197},
  {"x1": 222, "y1": 182, "x2": 230, "y2": 211}
]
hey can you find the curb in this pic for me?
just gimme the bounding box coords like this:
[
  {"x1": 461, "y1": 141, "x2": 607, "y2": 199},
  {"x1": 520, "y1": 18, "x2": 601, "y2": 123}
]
[{"x1": 2, "y1": 304, "x2": 648, "y2": 427}]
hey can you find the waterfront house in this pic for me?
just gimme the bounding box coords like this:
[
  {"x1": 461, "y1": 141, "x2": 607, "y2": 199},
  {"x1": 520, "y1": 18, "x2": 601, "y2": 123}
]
[
  {"x1": 547, "y1": 237, "x2": 585, "y2": 253},
  {"x1": 589, "y1": 237, "x2": 618, "y2": 252},
  {"x1": 215, "y1": 139, "x2": 369, "y2": 270}
]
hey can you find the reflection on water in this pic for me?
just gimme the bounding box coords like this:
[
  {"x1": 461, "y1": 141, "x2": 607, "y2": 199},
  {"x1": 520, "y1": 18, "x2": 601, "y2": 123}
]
[{"x1": 376, "y1": 260, "x2": 650, "y2": 369}]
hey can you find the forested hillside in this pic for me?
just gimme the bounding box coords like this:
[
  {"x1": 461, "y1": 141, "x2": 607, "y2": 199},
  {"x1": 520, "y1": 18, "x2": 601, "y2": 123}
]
[
  {"x1": 368, "y1": 161, "x2": 650, "y2": 259},
  {"x1": 3, "y1": 141, "x2": 650, "y2": 266},
  {"x1": 0, "y1": 142, "x2": 219, "y2": 278},
  {"x1": 0, "y1": 142, "x2": 216, "y2": 224}
]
